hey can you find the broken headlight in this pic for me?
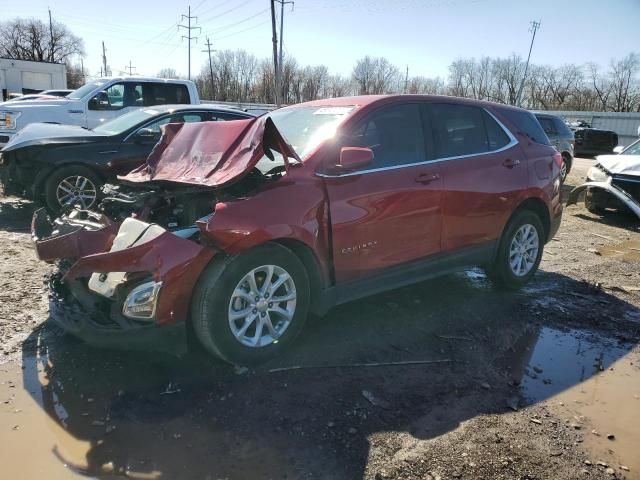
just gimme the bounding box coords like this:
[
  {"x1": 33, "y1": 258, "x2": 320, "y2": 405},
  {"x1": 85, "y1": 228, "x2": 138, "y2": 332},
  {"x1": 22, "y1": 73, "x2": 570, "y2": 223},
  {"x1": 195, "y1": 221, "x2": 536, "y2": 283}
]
[
  {"x1": 587, "y1": 165, "x2": 609, "y2": 183},
  {"x1": 122, "y1": 280, "x2": 163, "y2": 320}
]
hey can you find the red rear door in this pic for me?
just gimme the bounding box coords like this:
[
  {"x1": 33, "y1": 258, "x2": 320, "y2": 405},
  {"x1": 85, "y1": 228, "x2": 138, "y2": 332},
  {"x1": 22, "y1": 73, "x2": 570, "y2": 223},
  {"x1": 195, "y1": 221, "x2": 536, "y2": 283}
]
[
  {"x1": 427, "y1": 103, "x2": 527, "y2": 252},
  {"x1": 321, "y1": 102, "x2": 443, "y2": 283}
]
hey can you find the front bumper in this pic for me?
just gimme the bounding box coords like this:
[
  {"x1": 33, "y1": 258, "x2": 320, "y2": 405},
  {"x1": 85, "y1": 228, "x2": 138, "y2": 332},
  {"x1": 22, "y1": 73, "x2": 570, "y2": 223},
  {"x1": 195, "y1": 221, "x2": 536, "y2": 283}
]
[
  {"x1": 33, "y1": 209, "x2": 217, "y2": 351},
  {"x1": 567, "y1": 180, "x2": 640, "y2": 220},
  {"x1": 49, "y1": 271, "x2": 187, "y2": 354}
]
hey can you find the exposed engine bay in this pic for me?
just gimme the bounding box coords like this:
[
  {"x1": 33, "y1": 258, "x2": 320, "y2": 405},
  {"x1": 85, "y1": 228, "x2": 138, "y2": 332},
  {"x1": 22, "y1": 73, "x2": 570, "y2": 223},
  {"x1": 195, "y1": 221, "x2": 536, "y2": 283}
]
[{"x1": 98, "y1": 165, "x2": 286, "y2": 230}]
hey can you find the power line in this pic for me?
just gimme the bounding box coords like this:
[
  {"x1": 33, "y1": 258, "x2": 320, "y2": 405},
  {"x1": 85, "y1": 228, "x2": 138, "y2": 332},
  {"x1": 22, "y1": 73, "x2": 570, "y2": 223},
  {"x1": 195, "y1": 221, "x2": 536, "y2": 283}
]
[
  {"x1": 270, "y1": 0, "x2": 279, "y2": 106},
  {"x1": 516, "y1": 19, "x2": 541, "y2": 107},
  {"x1": 178, "y1": 5, "x2": 201, "y2": 80},
  {"x1": 202, "y1": 37, "x2": 216, "y2": 100},
  {"x1": 203, "y1": 8, "x2": 269, "y2": 36},
  {"x1": 125, "y1": 60, "x2": 136, "y2": 75},
  {"x1": 214, "y1": 18, "x2": 270, "y2": 41},
  {"x1": 199, "y1": 0, "x2": 253, "y2": 23},
  {"x1": 276, "y1": 0, "x2": 294, "y2": 103}
]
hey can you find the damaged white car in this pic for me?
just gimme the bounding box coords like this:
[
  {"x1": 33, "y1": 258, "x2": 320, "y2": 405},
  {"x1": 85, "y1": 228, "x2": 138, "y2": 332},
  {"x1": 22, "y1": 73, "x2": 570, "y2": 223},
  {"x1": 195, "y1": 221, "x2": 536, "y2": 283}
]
[{"x1": 567, "y1": 138, "x2": 640, "y2": 220}]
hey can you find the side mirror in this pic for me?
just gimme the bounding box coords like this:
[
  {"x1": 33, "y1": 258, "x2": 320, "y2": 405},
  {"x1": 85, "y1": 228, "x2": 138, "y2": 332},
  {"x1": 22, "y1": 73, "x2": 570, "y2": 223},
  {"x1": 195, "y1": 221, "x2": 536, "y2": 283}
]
[
  {"x1": 613, "y1": 145, "x2": 624, "y2": 154},
  {"x1": 133, "y1": 128, "x2": 157, "y2": 143},
  {"x1": 339, "y1": 147, "x2": 373, "y2": 170},
  {"x1": 88, "y1": 95, "x2": 109, "y2": 110}
]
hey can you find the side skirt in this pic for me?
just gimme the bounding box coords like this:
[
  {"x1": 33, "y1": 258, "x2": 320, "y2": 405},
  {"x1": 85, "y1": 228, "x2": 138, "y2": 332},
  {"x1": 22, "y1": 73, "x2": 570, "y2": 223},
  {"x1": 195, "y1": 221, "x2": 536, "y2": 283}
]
[{"x1": 313, "y1": 241, "x2": 496, "y2": 315}]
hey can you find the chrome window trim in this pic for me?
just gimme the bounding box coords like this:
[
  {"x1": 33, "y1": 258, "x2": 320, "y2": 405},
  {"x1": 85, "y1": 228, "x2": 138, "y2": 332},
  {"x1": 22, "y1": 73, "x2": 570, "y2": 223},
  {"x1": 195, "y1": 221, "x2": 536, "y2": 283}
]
[{"x1": 317, "y1": 107, "x2": 519, "y2": 178}]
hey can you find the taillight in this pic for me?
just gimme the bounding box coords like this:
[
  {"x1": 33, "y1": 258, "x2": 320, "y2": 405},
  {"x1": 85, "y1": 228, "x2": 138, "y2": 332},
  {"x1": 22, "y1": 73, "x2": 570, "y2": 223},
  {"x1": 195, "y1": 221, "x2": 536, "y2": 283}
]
[{"x1": 552, "y1": 152, "x2": 563, "y2": 168}]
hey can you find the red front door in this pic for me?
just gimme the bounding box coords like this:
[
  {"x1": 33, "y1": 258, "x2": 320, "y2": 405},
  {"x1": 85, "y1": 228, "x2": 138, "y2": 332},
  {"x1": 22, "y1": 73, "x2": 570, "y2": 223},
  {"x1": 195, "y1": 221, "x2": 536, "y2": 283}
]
[{"x1": 321, "y1": 102, "x2": 443, "y2": 283}]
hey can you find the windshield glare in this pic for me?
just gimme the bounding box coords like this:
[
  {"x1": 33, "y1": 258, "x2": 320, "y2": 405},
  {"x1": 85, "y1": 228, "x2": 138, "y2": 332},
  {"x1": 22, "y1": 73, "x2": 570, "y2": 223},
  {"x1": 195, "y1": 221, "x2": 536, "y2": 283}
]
[
  {"x1": 622, "y1": 139, "x2": 640, "y2": 155},
  {"x1": 67, "y1": 81, "x2": 108, "y2": 100},
  {"x1": 93, "y1": 109, "x2": 161, "y2": 135}
]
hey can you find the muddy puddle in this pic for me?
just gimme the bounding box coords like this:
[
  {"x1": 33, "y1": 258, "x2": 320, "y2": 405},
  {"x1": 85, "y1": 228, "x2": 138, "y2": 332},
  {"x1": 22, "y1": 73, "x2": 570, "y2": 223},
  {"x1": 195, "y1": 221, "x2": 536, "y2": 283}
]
[
  {"x1": 503, "y1": 327, "x2": 640, "y2": 477},
  {"x1": 597, "y1": 239, "x2": 640, "y2": 263}
]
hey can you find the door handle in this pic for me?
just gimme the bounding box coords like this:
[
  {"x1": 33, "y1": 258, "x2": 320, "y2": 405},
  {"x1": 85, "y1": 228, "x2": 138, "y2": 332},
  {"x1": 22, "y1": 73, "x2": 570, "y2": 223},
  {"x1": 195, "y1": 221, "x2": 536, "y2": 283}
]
[
  {"x1": 502, "y1": 158, "x2": 521, "y2": 168},
  {"x1": 414, "y1": 173, "x2": 440, "y2": 184}
]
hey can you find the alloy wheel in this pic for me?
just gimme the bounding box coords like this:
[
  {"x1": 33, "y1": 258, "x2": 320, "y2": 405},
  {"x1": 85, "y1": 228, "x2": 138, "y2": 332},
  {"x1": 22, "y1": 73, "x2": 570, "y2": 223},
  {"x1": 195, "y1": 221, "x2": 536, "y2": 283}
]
[
  {"x1": 560, "y1": 159, "x2": 568, "y2": 181},
  {"x1": 228, "y1": 265, "x2": 297, "y2": 348},
  {"x1": 56, "y1": 175, "x2": 97, "y2": 209},
  {"x1": 508, "y1": 224, "x2": 539, "y2": 277}
]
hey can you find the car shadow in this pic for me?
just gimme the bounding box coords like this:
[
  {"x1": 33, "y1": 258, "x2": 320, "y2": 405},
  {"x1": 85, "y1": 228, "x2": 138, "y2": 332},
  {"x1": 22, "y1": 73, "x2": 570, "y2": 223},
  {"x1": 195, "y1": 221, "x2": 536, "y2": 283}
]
[
  {"x1": 20, "y1": 268, "x2": 640, "y2": 479},
  {"x1": 0, "y1": 195, "x2": 36, "y2": 231}
]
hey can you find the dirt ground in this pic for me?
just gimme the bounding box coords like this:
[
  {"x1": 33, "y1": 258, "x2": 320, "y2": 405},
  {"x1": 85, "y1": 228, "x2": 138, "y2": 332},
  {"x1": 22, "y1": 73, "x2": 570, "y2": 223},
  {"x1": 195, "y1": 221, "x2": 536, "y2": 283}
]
[{"x1": 0, "y1": 157, "x2": 639, "y2": 479}]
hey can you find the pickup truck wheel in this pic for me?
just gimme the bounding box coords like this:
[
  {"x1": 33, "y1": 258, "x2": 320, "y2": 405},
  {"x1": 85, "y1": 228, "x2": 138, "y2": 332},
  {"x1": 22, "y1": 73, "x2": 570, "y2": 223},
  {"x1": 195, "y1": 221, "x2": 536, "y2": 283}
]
[
  {"x1": 44, "y1": 165, "x2": 102, "y2": 213},
  {"x1": 191, "y1": 243, "x2": 310, "y2": 365},
  {"x1": 486, "y1": 210, "x2": 544, "y2": 290}
]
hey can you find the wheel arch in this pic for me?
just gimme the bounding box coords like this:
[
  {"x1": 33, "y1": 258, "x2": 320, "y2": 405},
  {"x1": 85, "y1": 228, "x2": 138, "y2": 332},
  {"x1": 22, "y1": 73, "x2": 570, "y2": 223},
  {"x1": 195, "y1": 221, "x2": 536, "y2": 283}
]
[
  {"x1": 511, "y1": 197, "x2": 551, "y2": 241},
  {"x1": 270, "y1": 238, "x2": 328, "y2": 315}
]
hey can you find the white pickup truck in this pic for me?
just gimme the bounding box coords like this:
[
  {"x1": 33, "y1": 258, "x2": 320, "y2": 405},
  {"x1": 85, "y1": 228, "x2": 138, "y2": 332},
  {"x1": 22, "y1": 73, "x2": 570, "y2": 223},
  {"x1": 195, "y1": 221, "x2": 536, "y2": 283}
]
[{"x1": 0, "y1": 76, "x2": 200, "y2": 146}]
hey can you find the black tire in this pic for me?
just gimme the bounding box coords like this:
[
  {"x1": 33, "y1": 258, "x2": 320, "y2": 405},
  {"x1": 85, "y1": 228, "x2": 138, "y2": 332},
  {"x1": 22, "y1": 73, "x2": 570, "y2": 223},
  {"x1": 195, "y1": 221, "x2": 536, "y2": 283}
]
[
  {"x1": 191, "y1": 243, "x2": 310, "y2": 365},
  {"x1": 560, "y1": 153, "x2": 572, "y2": 181},
  {"x1": 44, "y1": 165, "x2": 103, "y2": 214},
  {"x1": 486, "y1": 210, "x2": 544, "y2": 290},
  {"x1": 584, "y1": 189, "x2": 605, "y2": 215}
]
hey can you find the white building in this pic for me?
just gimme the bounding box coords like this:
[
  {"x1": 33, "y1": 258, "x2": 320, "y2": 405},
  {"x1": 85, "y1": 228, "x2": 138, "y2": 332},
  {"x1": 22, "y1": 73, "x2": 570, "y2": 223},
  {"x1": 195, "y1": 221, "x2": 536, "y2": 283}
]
[{"x1": 0, "y1": 58, "x2": 67, "y2": 100}]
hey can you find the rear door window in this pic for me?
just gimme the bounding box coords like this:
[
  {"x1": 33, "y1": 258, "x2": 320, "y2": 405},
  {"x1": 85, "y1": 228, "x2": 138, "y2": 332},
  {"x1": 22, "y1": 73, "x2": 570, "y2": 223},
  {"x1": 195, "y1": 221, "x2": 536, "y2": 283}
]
[
  {"x1": 537, "y1": 116, "x2": 557, "y2": 136},
  {"x1": 347, "y1": 103, "x2": 426, "y2": 169},
  {"x1": 430, "y1": 103, "x2": 488, "y2": 158},
  {"x1": 483, "y1": 111, "x2": 511, "y2": 151},
  {"x1": 143, "y1": 83, "x2": 191, "y2": 105},
  {"x1": 500, "y1": 109, "x2": 551, "y2": 145}
]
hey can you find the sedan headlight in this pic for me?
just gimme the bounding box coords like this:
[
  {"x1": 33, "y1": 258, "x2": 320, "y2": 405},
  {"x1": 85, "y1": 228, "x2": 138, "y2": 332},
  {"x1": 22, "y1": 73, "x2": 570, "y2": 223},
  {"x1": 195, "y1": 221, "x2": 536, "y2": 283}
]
[
  {"x1": 122, "y1": 281, "x2": 163, "y2": 320},
  {"x1": 587, "y1": 165, "x2": 610, "y2": 183},
  {"x1": 0, "y1": 111, "x2": 20, "y2": 130}
]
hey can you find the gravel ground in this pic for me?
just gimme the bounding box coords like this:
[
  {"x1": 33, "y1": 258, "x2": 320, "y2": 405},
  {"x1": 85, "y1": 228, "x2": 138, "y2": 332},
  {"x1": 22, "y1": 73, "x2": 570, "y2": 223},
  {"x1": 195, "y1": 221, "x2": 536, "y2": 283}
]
[{"x1": 0, "y1": 158, "x2": 639, "y2": 479}]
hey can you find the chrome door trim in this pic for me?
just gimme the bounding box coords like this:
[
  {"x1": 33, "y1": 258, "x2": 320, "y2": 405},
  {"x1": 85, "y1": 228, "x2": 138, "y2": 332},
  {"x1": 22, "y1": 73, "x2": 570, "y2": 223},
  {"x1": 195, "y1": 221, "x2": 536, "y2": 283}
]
[{"x1": 317, "y1": 108, "x2": 519, "y2": 179}]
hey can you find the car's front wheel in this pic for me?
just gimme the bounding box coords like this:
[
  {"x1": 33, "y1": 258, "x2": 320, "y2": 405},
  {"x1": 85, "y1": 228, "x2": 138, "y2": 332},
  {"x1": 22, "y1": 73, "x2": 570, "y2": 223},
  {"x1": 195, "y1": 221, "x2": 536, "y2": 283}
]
[
  {"x1": 191, "y1": 243, "x2": 310, "y2": 365},
  {"x1": 560, "y1": 153, "x2": 572, "y2": 182},
  {"x1": 44, "y1": 165, "x2": 102, "y2": 213},
  {"x1": 486, "y1": 210, "x2": 544, "y2": 290}
]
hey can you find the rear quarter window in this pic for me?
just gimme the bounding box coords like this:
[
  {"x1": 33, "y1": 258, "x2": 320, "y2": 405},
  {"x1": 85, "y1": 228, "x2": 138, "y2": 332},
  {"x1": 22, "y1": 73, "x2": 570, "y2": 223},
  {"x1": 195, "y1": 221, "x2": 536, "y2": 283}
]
[{"x1": 500, "y1": 109, "x2": 551, "y2": 146}]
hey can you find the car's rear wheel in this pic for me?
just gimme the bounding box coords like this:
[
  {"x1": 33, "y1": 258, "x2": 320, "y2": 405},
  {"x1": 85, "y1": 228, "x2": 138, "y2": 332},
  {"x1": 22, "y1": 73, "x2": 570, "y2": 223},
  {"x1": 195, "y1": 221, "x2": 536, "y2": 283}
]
[
  {"x1": 191, "y1": 243, "x2": 310, "y2": 365},
  {"x1": 560, "y1": 153, "x2": 572, "y2": 181},
  {"x1": 486, "y1": 210, "x2": 544, "y2": 290},
  {"x1": 44, "y1": 165, "x2": 102, "y2": 213}
]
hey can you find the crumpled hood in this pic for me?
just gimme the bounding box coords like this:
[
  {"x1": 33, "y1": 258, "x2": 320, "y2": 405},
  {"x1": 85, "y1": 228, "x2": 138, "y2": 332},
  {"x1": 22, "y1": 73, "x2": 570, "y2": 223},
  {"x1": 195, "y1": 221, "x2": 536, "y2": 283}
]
[
  {"x1": 1, "y1": 122, "x2": 100, "y2": 152},
  {"x1": 120, "y1": 116, "x2": 300, "y2": 188},
  {"x1": 596, "y1": 154, "x2": 640, "y2": 176}
]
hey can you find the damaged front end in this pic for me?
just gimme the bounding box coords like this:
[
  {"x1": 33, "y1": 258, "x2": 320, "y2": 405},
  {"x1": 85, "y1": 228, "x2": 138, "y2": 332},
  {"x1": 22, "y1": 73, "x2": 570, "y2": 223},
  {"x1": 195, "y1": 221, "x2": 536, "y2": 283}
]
[
  {"x1": 567, "y1": 179, "x2": 640, "y2": 220},
  {"x1": 32, "y1": 115, "x2": 298, "y2": 352}
]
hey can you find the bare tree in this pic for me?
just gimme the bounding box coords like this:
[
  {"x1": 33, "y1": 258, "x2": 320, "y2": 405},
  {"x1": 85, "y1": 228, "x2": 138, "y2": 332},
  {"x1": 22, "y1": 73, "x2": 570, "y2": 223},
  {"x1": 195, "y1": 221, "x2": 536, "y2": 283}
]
[
  {"x1": 157, "y1": 68, "x2": 179, "y2": 79},
  {"x1": 608, "y1": 53, "x2": 640, "y2": 112},
  {"x1": 0, "y1": 17, "x2": 84, "y2": 63},
  {"x1": 352, "y1": 56, "x2": 400, "y2": 95}
]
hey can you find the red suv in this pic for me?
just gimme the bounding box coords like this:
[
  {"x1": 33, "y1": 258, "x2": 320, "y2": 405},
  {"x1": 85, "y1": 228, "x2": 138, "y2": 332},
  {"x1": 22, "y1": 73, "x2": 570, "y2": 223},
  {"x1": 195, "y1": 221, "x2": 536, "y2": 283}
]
[{"x1": 32, "y1": 95, "x2": 562, "y2": 364}]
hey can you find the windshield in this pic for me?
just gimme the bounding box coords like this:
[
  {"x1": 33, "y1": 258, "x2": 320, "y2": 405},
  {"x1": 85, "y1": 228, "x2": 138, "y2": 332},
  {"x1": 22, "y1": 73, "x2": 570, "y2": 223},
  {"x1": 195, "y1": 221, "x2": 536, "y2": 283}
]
[
  {"x1": 93, "y1": 109, "x2": 161, "y2": 135},
  {"x1": 67, "y1": 81, "x2": 108, "y2": 100},
  {"x1": 622, "y1": 139, "x2": 640, "y2": 155},
  {"x1": 255, "y1": 105, "x2": 354, "y2": 173}
]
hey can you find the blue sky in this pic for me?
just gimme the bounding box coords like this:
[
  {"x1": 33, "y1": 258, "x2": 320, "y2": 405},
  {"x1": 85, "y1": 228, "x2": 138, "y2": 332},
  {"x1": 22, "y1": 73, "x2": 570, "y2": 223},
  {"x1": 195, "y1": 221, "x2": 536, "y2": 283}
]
[{"x1": 4, "y1": 0, "x2": 640, "y2": 80}]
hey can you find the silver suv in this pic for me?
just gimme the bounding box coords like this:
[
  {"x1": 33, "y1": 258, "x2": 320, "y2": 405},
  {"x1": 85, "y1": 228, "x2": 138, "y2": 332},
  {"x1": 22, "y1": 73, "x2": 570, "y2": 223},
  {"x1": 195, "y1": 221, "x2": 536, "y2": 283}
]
[{"x1": 535, "y1": 113, "x2": 575, "y2": 181}]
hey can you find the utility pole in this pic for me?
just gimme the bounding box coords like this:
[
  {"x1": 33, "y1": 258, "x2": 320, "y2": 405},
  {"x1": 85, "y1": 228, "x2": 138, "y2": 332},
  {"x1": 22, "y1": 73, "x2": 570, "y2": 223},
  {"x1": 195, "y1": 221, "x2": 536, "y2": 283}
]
[
  {"x1": 102, "y1": 41, "x2": 108, "y2": 77},
  {"x1": 202, "y1": 37, "x2": 216, "y2": 100},
  {"x1": 48, "y1": 8, "x2": 54, "y2": 62},
  {"x1": 270, "y1": 0, "x2": 280, "y2": 106},
  {"x1": 404, "y1": 65, "x2": 409, "y2": 93},
  {"x1": 125, "y1": 60, "x2": 136, "y2": 75},
  {"x1": 80, "y1": 58, "x2": 85, "y2": 82},
  {"x1": 516, "y1": 19, "x2": 541, "y2": 107},
  {"x1": 276, "y1": 0, "x2": 294, "y2": 104},
  {"x1": 179, "y1": 5, "x2": 200, "y2": 80}
]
